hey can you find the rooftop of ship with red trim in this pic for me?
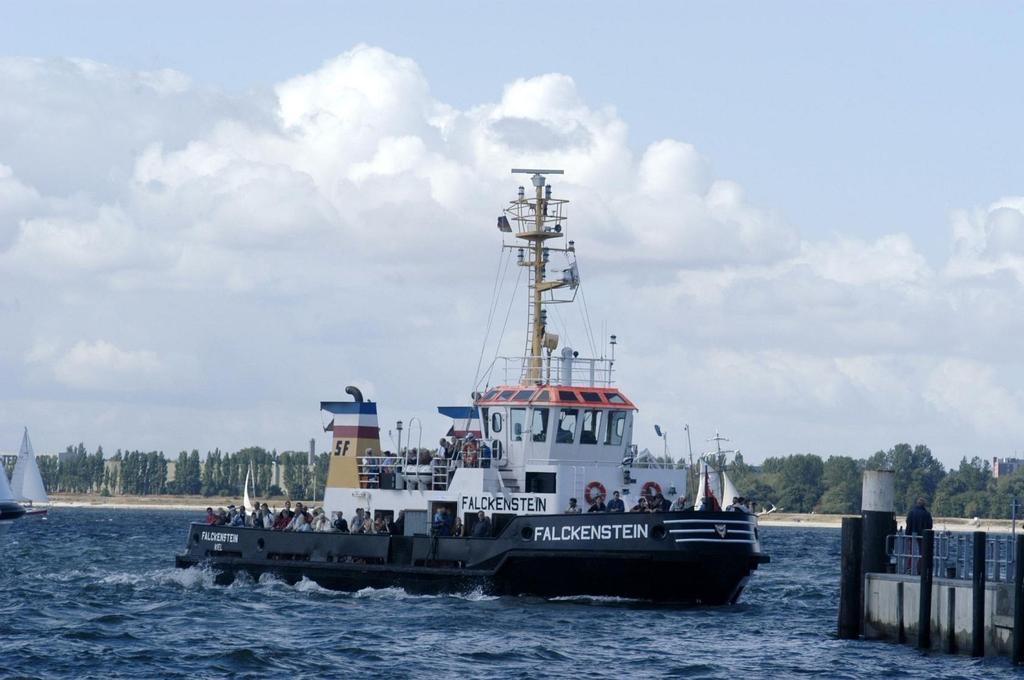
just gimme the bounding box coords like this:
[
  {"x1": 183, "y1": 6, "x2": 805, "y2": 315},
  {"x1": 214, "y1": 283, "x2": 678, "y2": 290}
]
[{"x1": 475, "y1": 384, "x2": 635, "y2": 409}]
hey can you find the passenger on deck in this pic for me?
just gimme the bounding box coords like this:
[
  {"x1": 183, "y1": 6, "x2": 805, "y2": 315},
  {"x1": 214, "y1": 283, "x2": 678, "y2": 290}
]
[
  {"x1": 654, "y1": 492, "x2": 671, "y2": 512},
  {"x1": 312, "y1": 509, "x2": 328, "y2": 532},
  {"x1": 250, "y1": 508, "x2": 263, "y2": 528},
  {"x1": 373, "y1": 516, "x2": 386, "y2": 534},
  {"x1": 607, "y1": 491, "x2": 625, "y2": 513},
  {"x1": 471, "y1": 511, "x2": 492, "y2": 537},
  {"x1": 671, "y1": 496, "x2": 689, "y2": 512},
  {"x1": 287, "y1": 503, "x2": 307, "y2": 530},
  {"x1": 231, "y1": 507, "x2": 246, "y2": 527},
  {"x1": 260, "y1": 503, "x2": 273, "y2": 528},
  {"x1": 629, "y1": 497, "x2": 649, "y2": 512},
  {"x1": 351, "y1": 508, "x2": 366, "y2": 533},
  {"x1": 205, "y1": 507, "x2": 217, "y2": 524},
  {"x1": 479, "y1": 441, "x2": 492, "y2": 469},
  {"x1": 437, "y1": 438, "x2": 452, "y2": 460},
  {"x1": 698, "y1": 496, "x2": 716, "y2": 512},
  {"x1": 332, "y1": 512, "x2": 349, "y2": 532},
  {"x1": 272, "y1": 508, "x2": 292, "y2": 530},
  {"x1": 295, "y1": 513, "x2": 312, "y2": 532},
  {"x1": 452, "y1": 516, "x2": 464, "y2": 537},
  {"x1": 432, "y1": 507, "x2": 451, "y2": 536},
  {"x1": 587, "y1": 496, "x2": 606, "y2": 513},
  {"x1": 393, "y1": 511, "x2": 405, "y2": 536},
  {"x1": 726, "y1": 497, "x2": 743, "y2": 512},
  {"x1": 565, "y1": 498, "x2": 582, "y2": 514}
]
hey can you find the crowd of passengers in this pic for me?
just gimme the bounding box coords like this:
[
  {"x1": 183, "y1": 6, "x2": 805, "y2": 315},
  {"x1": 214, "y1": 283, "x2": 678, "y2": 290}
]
[
  {"x1": 204, "y1": 502, "x2": 498, "y2": 537},
  {"x1": 363, "y1": 434, "x2": 494, "y2": 476},
  {"x1": 565, "y1": 491, "x2": 759, "y2": 514},
  {"x1": 205, "y1": 501, "x2": 400, "y2": 535}
]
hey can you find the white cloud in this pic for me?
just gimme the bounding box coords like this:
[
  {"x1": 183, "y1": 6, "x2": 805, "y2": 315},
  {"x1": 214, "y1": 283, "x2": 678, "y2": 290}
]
[
  {"x1": 51, "y1": 340, "x2": 164, "y2": 391},
  {"x1": 3, "y1": 45, "x2": 1024, "y2": 463}
]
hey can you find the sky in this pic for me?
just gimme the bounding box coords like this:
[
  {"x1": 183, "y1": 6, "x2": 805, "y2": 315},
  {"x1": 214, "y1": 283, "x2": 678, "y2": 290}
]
[{"x1": 2, "y1": 2, "x2": 1024, "y2": 466}]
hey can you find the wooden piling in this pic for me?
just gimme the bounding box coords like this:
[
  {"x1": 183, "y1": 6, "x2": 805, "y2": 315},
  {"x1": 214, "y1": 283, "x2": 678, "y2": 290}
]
[
  {"x1": 972, "y1": 531, "x2": 986, "y2": 657},
  {"x1": 838, "y1": 516, "x2": 863, "y2": 639},
  {"x1": 1013, "y1": 538, "x2": 1024, "y2": 665},
  {"x1": 918, "y1": 529, "x2": 934, "y2": 650}
]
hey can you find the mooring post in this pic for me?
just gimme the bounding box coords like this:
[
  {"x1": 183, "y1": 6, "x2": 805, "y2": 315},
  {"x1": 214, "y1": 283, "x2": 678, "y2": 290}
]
[
  {"x1": 972, "y1": 531, "x2": 986, "y2": 657},
  {"x1": 838, "y1": 516, "x2": 863, "y2": 639},
  {"x1": 860, "y1": 470, "x2": 895, "y2": 576},
  {"x1": 1014, "y1": 538, "x2": 1024, "y2": 665},
  {"x1": 918, "y1": 528, "x2": 934, "y2": 650}
]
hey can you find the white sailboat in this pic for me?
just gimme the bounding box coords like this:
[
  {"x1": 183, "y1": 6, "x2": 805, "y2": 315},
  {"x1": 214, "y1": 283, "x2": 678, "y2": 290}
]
[
  {"x1": 11, "y1": 428, "x2": 49, "y2": 517},
  {"x1": 243, "y1": 462, "x2": 255, "y2": 513},
  {"x1": 693, "y1": 432, "x2": 744, "y2": 512}
]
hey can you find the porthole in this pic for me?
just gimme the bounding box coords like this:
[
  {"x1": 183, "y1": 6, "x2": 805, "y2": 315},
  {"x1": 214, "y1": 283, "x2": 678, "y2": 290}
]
[
  {"x1": 652, "y1": 525, "x2": 667, "y2": 540},
  {"x1": 520, "y1": 526, "x2": 533, "y2": 540},
  {"x1": 192, "y1": 532, "x2": 200, "y2": 545},
  {"x1": 257, "y1": 538, "x2": 266, "y2": 551}
]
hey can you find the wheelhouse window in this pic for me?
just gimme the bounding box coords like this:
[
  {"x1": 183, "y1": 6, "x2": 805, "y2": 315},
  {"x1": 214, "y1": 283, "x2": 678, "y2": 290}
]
[
  {"x1": 606, "y1": 392, "x2": 626, "y2": 404},
  {"x1": 581, "y1": 391, "x2": 602, "y2": 403},
  {"x1": 604, "y1": 411, "x2": 627, "y2": 446},
  {"x1": 558, "y1": 390, "x2": 578, "y2": 401},
  {"x1": 556, "y1": 408, "x2": 579, "y2": 444},
  {"x1": 510, "y1": 408, "x2": 526, "y2": 441},
  {"x1": 499, "y1": 390, "x2": 515, "y2": 400},
  {"x1": 580, "y1": 409, "x2": 601, "y2": 445},
  {"x1": 515, "y1": 389, "x2": 535, "y2": 400},
  {"x1": 531, "y1": 408, "x2": 549, "y2": 442}
]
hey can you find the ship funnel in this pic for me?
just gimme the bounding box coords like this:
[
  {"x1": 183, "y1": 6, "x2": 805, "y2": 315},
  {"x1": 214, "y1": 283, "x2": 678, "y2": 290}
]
[{"x1": 345, "y1": 385, "x2": 364, "y2": 402}]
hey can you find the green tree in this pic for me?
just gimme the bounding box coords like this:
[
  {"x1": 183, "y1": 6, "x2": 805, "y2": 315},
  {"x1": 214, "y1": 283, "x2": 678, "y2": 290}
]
[{"x1": 817, "y1": 456, "x2": 863, "y2": 513}]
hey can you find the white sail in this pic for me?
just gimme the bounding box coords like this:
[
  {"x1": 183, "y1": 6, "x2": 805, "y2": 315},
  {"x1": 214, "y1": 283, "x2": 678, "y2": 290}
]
[
  {"x1": 11, "y1": 428, "x2": 48, "y2": 504},
  {"x1": 243, "y1": 463, "x2": 255, "y2": 513},
  {"x1": 722, "y1": 470, "x2": 740, "y2": 507}
]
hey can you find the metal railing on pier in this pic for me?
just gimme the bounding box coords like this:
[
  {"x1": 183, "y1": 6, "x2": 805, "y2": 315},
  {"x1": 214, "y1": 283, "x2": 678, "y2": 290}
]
[{"x1": 887, "y1": 531, "x2": 1018, "y2": 582}]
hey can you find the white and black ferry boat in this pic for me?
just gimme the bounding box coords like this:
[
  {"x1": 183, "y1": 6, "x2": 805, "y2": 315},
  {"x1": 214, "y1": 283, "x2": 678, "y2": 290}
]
[{"x1": 175, "y1": 169, "x2": 769, "y2": 604}]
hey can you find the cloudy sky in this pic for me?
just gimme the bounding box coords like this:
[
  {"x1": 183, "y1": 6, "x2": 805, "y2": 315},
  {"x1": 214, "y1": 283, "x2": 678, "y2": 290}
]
[{"x1": 3, "y1": 3, "x2": 1024, "y2": 466}]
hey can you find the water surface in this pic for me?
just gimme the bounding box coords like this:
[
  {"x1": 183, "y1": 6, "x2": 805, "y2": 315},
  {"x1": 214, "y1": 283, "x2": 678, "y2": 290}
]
[{"x1": 0, "y1": 509, "x2": 1007, "y2": 678}]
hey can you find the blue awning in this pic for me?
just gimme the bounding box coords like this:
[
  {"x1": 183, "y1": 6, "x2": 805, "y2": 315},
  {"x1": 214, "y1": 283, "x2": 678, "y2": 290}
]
[{"x1": 437, "y1": 406, "x2": 479, "y2": 420}]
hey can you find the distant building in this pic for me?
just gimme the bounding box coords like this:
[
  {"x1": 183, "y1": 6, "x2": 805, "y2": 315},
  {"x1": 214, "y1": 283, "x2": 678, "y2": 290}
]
[{"x1": 993, "y1": 457, "x2": 1024, "y2": 478}]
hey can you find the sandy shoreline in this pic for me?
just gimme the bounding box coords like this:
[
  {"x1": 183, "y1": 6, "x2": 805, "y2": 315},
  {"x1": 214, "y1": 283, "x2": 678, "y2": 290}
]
[{"x1": 44, "y1": 496, "x2": 1018, "y2": 532}]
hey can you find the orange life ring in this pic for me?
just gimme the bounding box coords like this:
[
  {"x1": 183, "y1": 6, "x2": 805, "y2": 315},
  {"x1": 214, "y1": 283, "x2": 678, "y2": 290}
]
[
  {"x1": 584, "y1": 481, "x2": 607, "y2": 507},
  {"x1": 642, "y1": 481, "x2": 662, "y2": 498}
]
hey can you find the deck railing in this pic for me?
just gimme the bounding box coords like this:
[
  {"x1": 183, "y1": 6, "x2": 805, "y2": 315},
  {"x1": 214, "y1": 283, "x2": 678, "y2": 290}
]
[
  {"x1": 496, "y1": 355, "x2": 614, "y2": 387},
  {"x1": 887, "y1": 531, "x2": 1017, "y2": 582}
]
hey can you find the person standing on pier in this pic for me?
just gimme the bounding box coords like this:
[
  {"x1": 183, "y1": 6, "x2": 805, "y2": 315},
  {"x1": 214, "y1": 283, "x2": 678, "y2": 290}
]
[
  {"x1": 906, "y1": 497, "x2": 933, "y2": 536},
  {"x1": 905, "y1": 497, "x2": 933, "y2": 575}
]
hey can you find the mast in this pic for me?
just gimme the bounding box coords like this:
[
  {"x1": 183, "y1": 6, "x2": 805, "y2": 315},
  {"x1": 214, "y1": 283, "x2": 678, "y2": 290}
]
[{"x1": 504, "y1": 169, "x2": 577, "y2": 384}]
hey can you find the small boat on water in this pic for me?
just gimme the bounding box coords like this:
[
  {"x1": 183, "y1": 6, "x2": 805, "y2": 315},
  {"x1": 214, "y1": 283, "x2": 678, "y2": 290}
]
[
  {"x1": 175, "y1": 169, "x2": 770, "y2": 603},
  {"x1": 11, "y1": 428, "x2": 50, "y2": 517}
]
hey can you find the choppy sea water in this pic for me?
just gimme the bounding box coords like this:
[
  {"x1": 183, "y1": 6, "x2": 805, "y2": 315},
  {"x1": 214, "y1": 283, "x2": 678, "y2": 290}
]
[{"x1": 0, "y1": 509, "x2": 1010, "y2": 679}]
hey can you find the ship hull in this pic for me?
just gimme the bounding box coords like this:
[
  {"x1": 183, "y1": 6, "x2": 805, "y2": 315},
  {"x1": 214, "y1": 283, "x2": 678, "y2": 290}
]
[{"x1": 174, "y1": 511, "x2": 768, "y2": 605}]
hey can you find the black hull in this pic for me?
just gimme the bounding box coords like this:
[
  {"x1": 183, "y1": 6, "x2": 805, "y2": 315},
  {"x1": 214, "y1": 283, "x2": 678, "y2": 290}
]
[
  {"x1": 175, "y1": 511, "x2": 769, "y2": 605},
  {"x1": 0, "y1": 500, "x2": 26, "y2": 522}
]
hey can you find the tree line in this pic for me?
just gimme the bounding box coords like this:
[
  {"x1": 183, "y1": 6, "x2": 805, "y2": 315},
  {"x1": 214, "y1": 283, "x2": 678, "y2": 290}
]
[
  {"x1": 726, "y1": 443, "x2": 1017, "y2": 518},
  {"x1": 9, "y1": 440, "x2": 1023, "y2": 518},
  {"x1": 26, "y1": 444, "x2": 330, "y2": 500}
]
